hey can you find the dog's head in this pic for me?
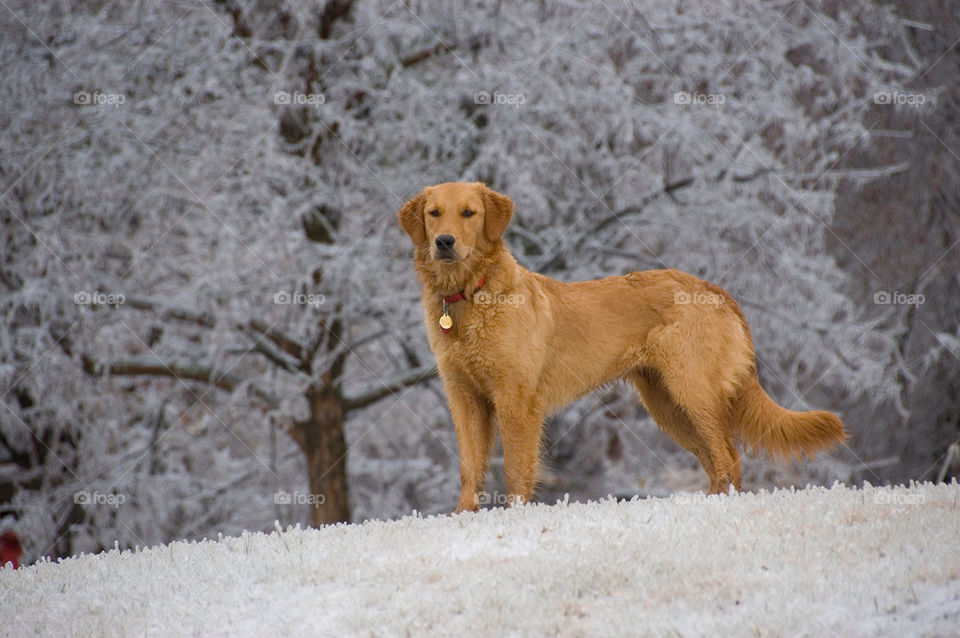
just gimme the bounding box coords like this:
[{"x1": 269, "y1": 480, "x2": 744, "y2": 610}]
[{"x1": 397, "y1": 182, "x2": 513, "y2": 263}]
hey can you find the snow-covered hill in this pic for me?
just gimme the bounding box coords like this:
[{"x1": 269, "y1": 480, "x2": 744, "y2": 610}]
[{"x1": 3, "y1": 483, "x2": 958, "y2": 637}]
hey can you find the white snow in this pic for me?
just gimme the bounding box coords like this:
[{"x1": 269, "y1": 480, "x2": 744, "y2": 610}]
[{"x1": 2, "y1": 482, "x2": 958, "y2": 637}]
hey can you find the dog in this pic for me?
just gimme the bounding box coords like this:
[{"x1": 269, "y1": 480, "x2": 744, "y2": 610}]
[{"x1": 398, "y1": 182, "x2": 846, "y2": 512}]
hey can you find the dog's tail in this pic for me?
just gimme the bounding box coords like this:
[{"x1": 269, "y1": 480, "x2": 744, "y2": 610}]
[{"x1": 734, "y1": 376, "x2": 847, "y2": 460}]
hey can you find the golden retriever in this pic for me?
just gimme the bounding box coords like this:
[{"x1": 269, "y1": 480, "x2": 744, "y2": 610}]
[{"x1": 398, "y1": 182, "x2": 846, "y2": 512}]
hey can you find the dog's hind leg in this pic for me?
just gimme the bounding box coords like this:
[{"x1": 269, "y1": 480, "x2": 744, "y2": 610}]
[
  {"x1": 630, "y1": 369, "x2": 740, "y2": 494},
  {"x1": 724, "y1": 436, "x2": 741, "y2": 490}
]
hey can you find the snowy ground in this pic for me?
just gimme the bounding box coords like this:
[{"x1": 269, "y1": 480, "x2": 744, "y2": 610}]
[{"x1": 2, "y1": 483, "x2": 958, "y2": 637}]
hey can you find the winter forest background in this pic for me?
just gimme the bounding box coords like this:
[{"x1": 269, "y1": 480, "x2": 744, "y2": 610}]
[{"x1": 1, "y1": 0, "x2": 958, "y2": 564}]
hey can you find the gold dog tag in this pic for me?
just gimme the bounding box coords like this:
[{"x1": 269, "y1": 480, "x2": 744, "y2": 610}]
[{"x1": 439, "y1": 313, "x2": 453, "y2": 330}]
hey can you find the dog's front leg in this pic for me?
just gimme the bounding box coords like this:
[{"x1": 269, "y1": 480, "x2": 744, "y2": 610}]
[
  {"x1": 443, "y1": 379, "x2": 496, "y2": 513},
  {"x1": 496, "y1": 393, "x2": 546, "y2": 507}
]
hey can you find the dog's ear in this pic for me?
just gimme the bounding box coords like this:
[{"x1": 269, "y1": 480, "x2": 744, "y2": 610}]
[
  {"x1": 482, "y1": 185, "x2": 514, "y2": 242},
  {"x1": 397, "y1": 192, "x2": 426, "y2": 245}
]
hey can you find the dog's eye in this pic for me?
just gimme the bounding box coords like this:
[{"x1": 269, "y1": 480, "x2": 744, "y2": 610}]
[
  {"x1": 462, "y1": 209, "x2": 475, "y2": 218},
  {"x1": 429, "y1": 209, "x2": 440, "y2": 217}
]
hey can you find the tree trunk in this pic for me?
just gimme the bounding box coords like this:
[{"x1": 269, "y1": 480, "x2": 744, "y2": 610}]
[{"x1": 293, "y1": 376, "x2": 350, "y2": 526}]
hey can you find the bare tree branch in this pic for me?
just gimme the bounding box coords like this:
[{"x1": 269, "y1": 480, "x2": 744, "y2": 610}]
[
  {"x1": 535, "y1": 152, "x2": 825, "y2": 273},
  {"x1": 123, "y1": 295, "x2": 215, "y2": 328},
  {"x1": 401, "y1": 42, "x2": 454, "y2": 67},
  {"x1": 737, "y1": 299, "x2": 829, "y2": 337},
  {"x1": 122, "y1": 297, "x2": 310, "y2": 374},
  {"x1": 348, "y1": 318, "x2": 424, "y2": 351},
  {"x1": 249, "y1": 338, "x2": 304, "y2": 374},
  {"x1": 81, "y1": 354, "x2": 279, "y2": 408},
  {"x1": 326, "y1": 304, "x2": 349, "y2": 381},
  {"x1": 342, "y1": 364, "x2": 437, "y2": 412},
  {"x1": 318, "y1": 0, "x2": 356, "y2": 39},
  {"x1": 246, "y1": 318, "x2": 306, "y2": 362},
  {"x1": 534, "y1": 175, "x2": 698, "y2": 272},
  {"x1": 81, "y1": 354, "x2": 240, "y2": 390},
  {"x1": 242, "y1": 328, "x2": 305, "y2": 374}
]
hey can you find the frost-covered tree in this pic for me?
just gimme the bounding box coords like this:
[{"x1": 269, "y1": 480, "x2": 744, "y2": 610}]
[{"x1": 1, "y1": 0, "x2": 953, "y2": 562}]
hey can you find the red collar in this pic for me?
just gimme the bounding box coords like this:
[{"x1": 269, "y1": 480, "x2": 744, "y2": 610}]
[
  {"x1": 439, "y1": 276, "x2": 486, "y2": 335},
  {"x1": 443, "y1": 276, "x2": 486, "y2": 304}
]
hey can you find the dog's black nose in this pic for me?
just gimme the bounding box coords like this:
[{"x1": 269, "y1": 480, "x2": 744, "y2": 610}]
[{"x1": 435, "y1": 234, "x2": 456, "y2": 251}]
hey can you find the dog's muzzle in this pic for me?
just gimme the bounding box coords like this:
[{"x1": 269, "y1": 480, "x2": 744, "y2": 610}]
[{"x1": 434, "y1": 234, "x2": 458, "y2": 261}]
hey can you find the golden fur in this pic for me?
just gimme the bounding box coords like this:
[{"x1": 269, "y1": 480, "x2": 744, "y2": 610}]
[{"x1": 398, "y1": 182, "x2": 847, "y2": 512}]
